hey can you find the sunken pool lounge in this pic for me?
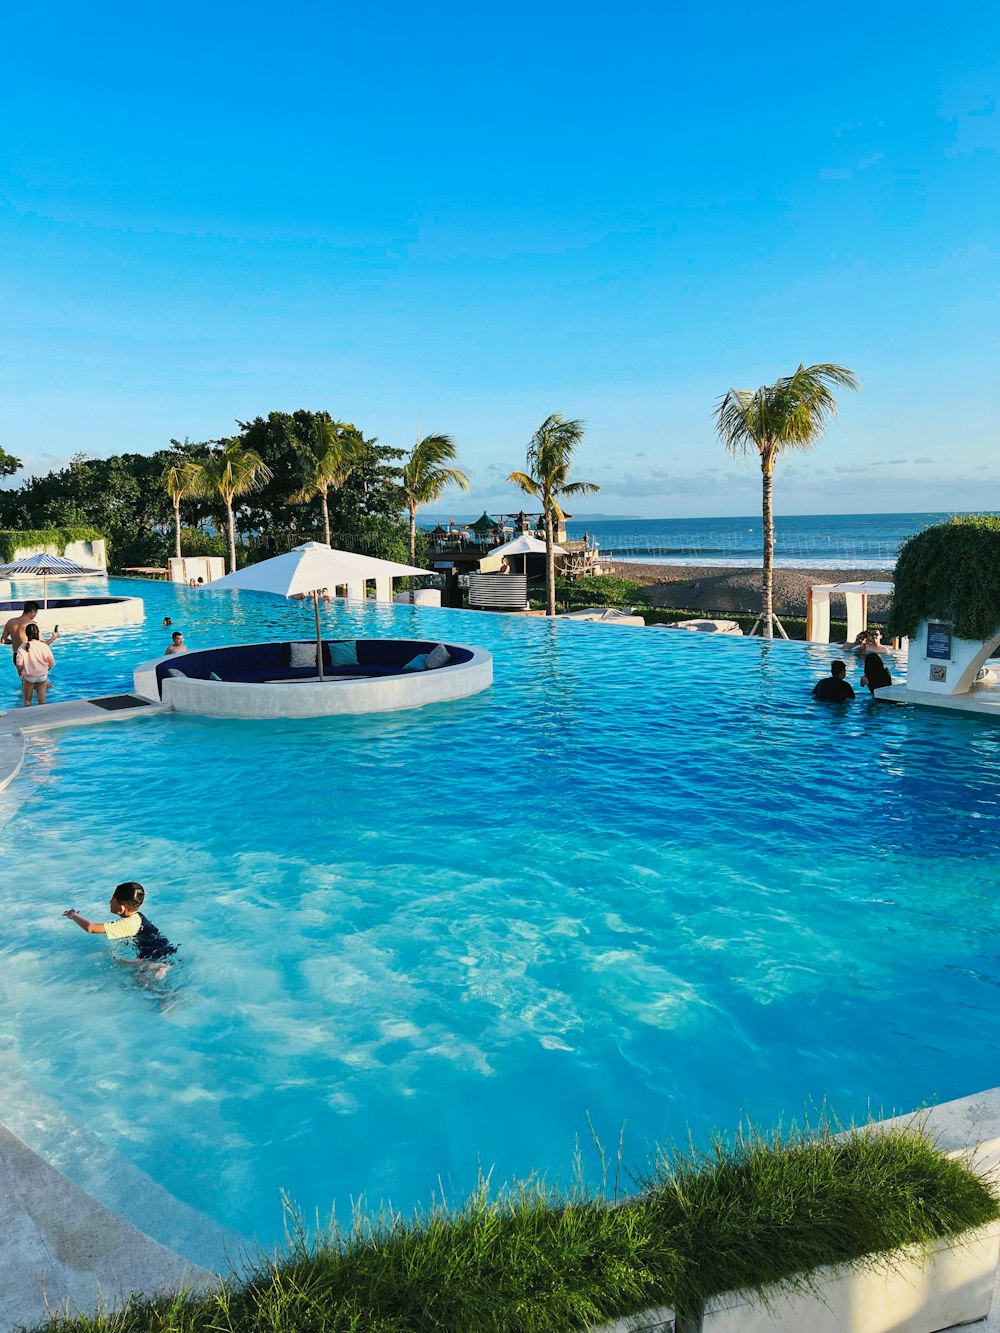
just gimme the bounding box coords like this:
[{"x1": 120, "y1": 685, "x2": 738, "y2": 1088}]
[{"x1": 132, "y1": 639, "x2": 493, "y2": 719}]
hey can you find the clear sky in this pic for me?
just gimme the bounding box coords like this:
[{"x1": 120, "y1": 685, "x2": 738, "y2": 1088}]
[{"x1": 1, "y1": 1, "x2": 997, "y2": 517}]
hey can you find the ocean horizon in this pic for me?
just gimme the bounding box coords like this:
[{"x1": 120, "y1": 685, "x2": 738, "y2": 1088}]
[{"x1": 424, "y1": 510, "x2": 997, "y2": 570}]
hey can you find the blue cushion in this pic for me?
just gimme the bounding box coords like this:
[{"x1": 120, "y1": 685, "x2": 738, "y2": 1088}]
[
  {"x1": 329, "y1": 640, "x2": 358, "y2": 667},
  {"x1": 403, "y1": 653, "x2": 429, "y2": 672}
]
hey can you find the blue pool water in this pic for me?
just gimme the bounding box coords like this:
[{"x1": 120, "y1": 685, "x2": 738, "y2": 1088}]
[{"x1": 2, "y1": 577, "x2": 1000, "y2": 1255}]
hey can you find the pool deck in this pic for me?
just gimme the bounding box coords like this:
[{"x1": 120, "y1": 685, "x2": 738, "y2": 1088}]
[
  {"x1": 879, "y1": 683, "x2": 1000, "y2": 717},
  {"x1": 0, "y1": 1121, "x2": 219, "y2": 1329},
  {"x1": 0, "y1": 695, "x2": 169, "y2": 791}
]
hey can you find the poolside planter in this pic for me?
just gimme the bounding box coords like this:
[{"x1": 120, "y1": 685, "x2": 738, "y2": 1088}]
[{"x1": 587, "y1": 1219, "x2": 1000, "y2": 1333}]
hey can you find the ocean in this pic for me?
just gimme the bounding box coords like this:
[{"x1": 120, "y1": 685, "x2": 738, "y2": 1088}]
[{"x1": 559, "y1": 512, "x2": 991, "y2": 570}]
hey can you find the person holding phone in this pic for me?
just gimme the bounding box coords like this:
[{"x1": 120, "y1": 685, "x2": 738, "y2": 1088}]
[{"x1": 15, "y1": 622, "x2": 55, "y2": 705}]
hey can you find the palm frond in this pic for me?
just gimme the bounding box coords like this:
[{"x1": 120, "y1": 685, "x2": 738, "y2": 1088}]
[
  {"x1": 403, "y1": 434, "x2": 469, "y2": 509},
  {"x1": 507, "y1": 471, "x2": 541, "y2": 499},
  {"x1": 714, "y1": 364, "x2": 858, "y2": 463}
]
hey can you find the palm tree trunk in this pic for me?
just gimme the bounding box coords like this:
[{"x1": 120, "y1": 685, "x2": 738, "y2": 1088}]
[
  {"x1": 760, "y1": 462, "x2": 774, "y2": 638},
  {"x1": 545, "y1": 508, "x2": 556, "y2": 617},
  {"x1": 174, "y1": 499, "x2": 182, "y2": 561},
  {"x1": 226, "y1": 501, "x2": 237, "y2": 573},
  {"x1": 408, "y1": 503, "x2": 417, "y2": 566},
  {"x1": 321, "y1": 488, "x2": 331, "y2": 545}
]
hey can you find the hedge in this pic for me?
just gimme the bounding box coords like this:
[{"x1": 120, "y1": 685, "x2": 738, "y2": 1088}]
[{"x1": 887, "y1": 515, "x2": 1000, "y2": 640}]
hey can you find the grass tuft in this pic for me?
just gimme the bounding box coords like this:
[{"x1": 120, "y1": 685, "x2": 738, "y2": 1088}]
[{"x1": 32, "y1": 1120, "x2": 999, "y2": 1333}]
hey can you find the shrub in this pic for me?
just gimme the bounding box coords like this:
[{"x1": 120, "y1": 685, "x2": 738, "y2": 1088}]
[
  {"x1": 32, "y1": 1121, "x2": 999, "y2": 1333},
  {"x1": 554, "y1": 573, "x2": 643, "y2": 606},
  {"x1": 888, "y1": 515, "x2": 1000, "y2": 640}
]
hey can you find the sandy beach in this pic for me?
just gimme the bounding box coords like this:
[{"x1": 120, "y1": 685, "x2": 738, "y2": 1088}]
[{"x1": 609, "y1": 562, "x2": 893, "y2": 619}]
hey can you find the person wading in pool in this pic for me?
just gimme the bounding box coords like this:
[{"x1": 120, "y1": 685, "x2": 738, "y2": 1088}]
[
  {"x1": 812, "y1": 659, "x2": 855, "y2": 703},
  {"x1": 2, "y1": 601, "x2": 58, "y2": 667},
  {"x1": 64, "y1": 881, "x2": 177, "y2": 974}
]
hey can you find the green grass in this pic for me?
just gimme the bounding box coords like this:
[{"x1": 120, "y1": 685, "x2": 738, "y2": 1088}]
[{"x1": 36, "y1": 1122, "x2": 999, "y2": 1333}]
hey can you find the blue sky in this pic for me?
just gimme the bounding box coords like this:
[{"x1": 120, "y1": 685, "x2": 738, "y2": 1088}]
[{"x1": 1, "y1": 1, "x2": 997, "y2": 517}]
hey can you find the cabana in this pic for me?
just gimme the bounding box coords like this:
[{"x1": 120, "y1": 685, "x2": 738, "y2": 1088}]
[{"x1": 806, "y1": 580, "x2": 894, "y2": 645}]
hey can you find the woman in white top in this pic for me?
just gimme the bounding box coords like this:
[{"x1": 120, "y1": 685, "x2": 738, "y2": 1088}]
[{"x1": 15, "y1": 623, "x2": 55, "y2": 706}]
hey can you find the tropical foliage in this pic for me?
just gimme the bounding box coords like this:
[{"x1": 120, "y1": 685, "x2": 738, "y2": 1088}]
[
  {"x1": 162, "y1": 456, "x2": 201, "y2": 560},
  {"x1": 32, "y1": 1121, "x2": 998, "y2": 1333},
  {"x1": 291, "y1": 416, "x2": 363, "y2": 545},
  {"x1": 887, "y1": 515, "x2": 1000, "y2": 641},
  {"x1": 508, "y1": 414, "x2": 600, "y2": 616},
  {"x1": 401, "y1": 434, "x2": 470, "y2": 565},
  {"x1": 0, "y1": 444, "x2": 22, "y2": 477},
  {"x1": 188, "y1": 438, "x2": 273, "y2": 572},
  {"x1": 0, "y1": 527, "x2": 103, "y2": 565},
  {"x1": 0, "y1": 410, "x2": 423, "y2": 572},
  {"x1": 714, "y1": 363, "x2": 859, "y2": 638}
]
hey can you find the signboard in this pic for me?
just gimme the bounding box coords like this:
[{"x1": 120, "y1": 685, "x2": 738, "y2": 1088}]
[{"x1": 926, "y1": 622, "x2": 953, "y2": 661}]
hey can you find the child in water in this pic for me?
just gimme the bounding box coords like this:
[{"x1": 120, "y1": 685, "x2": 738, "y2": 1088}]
[{"x1": 64, "y1": 881, "x2": 176, "y2": 970}]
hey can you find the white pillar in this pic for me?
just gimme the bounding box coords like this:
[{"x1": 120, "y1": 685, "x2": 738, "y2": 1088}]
[
  {"x1": 374, "y1": 575, "x2": 392, "y2": 603},
  {"x1": 346, "y1": 579, "x2": 365, "y2": 602}
]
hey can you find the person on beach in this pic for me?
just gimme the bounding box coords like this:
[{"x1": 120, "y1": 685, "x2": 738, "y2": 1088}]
[
  {"x1": 2, "y1": 601, "x2": 58, "y2": 665},
  {"x1": 15, "y1": 623, "x2": 56, "y2": 705},
  {"x1": 861, "y1": 653, "x2": 892, "y2": 697},
  {"x1": 812, "y1": 659, "x2": 855, "y2": 703},
  {"x1": 165, "y1": 631, "x2": 187, "y2": 655},
  {"x1": 64, "y1": 881, "x2": 176, "y2": 968}
]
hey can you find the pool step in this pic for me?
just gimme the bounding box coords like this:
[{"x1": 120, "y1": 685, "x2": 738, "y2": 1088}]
[
  {"x1": 0, "y1": 694, "x2": 170, "y2": 736},
  {"x1": 0, "y1": 1120, "x2": 220, "y2": 1332}
]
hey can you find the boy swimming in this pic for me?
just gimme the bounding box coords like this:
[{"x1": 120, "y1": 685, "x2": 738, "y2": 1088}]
[{"x1": 64, "y1": 881, "x2": 176, "y2": 965}]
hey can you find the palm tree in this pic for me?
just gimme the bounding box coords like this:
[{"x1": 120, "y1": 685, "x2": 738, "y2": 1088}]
[
  {"x1": 401, "y1": 434, "x2": 470, "y2": 565},
  {"x1": 161, "y1": 457, "x2": 200, "y2": 561},
  {"x1": 291, "y1": 417, "x2": 362, "y2": 545},
  {"x1": 508, "y1": 414, "x2": 600, "y2": 616},
  {"x1": 189, "y1": 438, "x2": 273, "y2": 573},
  {"x1": 714, "y1": 363, "x2": 859, "y2": 638}
]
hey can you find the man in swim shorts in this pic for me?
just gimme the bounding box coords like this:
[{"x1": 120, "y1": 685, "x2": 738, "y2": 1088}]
[{"x1": 2, "y1": 601, "x2": 58, "y2": 665}]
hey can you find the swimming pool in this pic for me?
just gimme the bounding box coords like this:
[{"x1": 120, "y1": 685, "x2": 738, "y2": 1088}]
[{"x1": 2, "y1": 576, "x2": 1000, "y2": 1263}]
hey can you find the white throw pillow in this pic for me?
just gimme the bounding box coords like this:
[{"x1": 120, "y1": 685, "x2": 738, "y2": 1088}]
[
  {"x1": 426, "y1": 642, "x2": 451, "y2": 670},
  {"x1": 167, "y1": 668, "x2": 185, "y2": 678},
  {"x1": 289, "y1": 641, "x2": 317, "y2": 669}
]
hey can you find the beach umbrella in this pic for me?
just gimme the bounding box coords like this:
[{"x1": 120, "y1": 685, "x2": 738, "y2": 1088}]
[
  {"x1": 488, "y1": 533, "x2": 564, "y2": 579},
  {"x1": 0, "y1": 552, "x2": 104, "y2": 608},
  {"x1": 203, "y1": 541, "x2": 429, "y2": 679}
]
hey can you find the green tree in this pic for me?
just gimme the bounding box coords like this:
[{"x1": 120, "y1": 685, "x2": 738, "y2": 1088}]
[
  {"x1": 162, "y1": 452, "x2": 201, "y2": 560},
  {"x1": 291, "y1": 417, "x2": 362, "y2": 545},
  {"x1": 189, "y1": 438, "x2": 273, "y2": 572},
  {"x1": 0, "y1": 445, "x2": 22, "y2": 478},
  {"x1": 401, "y1": 433, "x2": 470, "y2": 565},
  {"x1": 714, "y1": 363, "x2": 859, "y2": 638},
  {"x1": 508, "y1": 414, "x2": 600, "y2": 617}
]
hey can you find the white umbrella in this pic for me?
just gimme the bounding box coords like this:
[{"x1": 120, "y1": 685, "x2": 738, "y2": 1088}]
[
  {"x1": 204, "y1": 542, "x2": 430, "y2": 679},
  {"x1": 488, "y1": 533, "x2": 565, "y2": 579},
  {"x1": 0, "y1": 552, "x2": 104, "y2": 608}
]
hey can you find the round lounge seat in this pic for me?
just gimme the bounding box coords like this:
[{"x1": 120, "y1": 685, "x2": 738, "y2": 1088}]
[{"x1": 133, "y1": 638, "x2": 493, "y2": 720}]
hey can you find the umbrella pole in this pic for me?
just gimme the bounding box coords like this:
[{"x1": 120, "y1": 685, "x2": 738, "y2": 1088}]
[
  {"x1": 44, "y1": 572, "x2": 48, "y2": 611},
  {"x1": 313, "y1": 590, "x2": 325, "y2": 680}
]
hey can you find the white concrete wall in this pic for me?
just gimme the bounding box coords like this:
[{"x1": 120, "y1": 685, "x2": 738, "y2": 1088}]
[
  {"x1": 905, "y1": 619, "x2": 1000, "y2": 696},
  {"x1": 168, "y1": 556, "x2": 225, "y2": 584},
  {"x1": 8, "y1": 538, "x2": 107, "y2": 570},
  {"x1": 27, "y1": 597, "x2": 144, "y2": 631}
]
